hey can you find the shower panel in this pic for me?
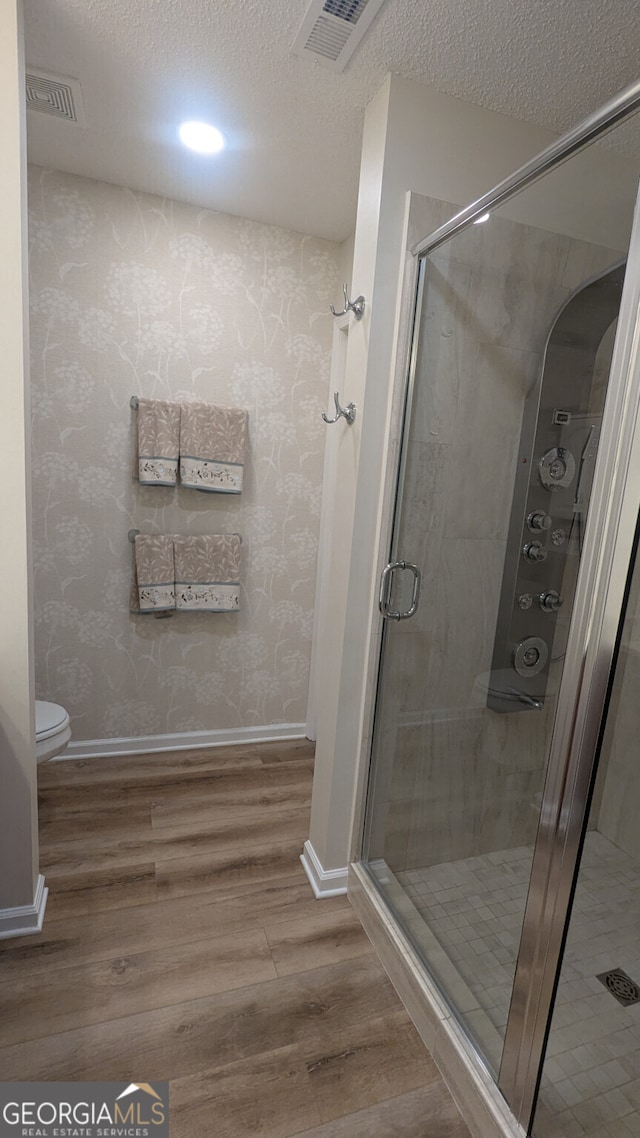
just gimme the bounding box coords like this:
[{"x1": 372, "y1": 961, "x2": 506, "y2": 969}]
[{"x1": 487, "y1": 264, "x2": 625, "y2": 713}]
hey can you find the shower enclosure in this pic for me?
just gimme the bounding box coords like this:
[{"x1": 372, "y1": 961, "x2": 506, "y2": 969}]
[{"x1": 358, "y1": 82, "x2": 640, "y2": 1138}]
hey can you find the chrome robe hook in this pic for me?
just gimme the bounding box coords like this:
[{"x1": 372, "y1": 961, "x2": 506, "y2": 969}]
[
  {"x1": 322, "y1": 390, "x2": 356, "y2": 426},
  {"x1": 330, "y1": 284, "x2": 365, "y2": 320}
]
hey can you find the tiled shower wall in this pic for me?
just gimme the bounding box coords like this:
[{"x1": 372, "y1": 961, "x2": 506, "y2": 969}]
[
  {"x1": 374, "y1": 197, "x2": 622, "y2": 871},
  {"x1": 28, "y1": 166, "x2": 339, "y2": 742}
]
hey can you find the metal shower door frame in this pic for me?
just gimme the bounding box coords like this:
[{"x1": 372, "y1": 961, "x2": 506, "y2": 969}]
[{"x1": 406, "y1": 78, "x2": 640, "y2": 1131}]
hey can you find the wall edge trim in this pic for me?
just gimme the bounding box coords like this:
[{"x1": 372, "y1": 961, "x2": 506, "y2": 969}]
[
  {"x1": 0, "y1": 875, "x2": 48, "y2": 940},
  {"x1": 300, "y1": 839, "x2": 348, "y2": 897},
  {"x1": 54, "y1": 723, "x2": 307, "y2": 760}
]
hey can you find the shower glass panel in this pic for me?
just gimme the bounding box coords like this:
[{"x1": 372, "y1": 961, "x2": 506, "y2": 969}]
[
  {"x1": 532, "y1": 522, "x2": 640, "y2": 1138},
  {"x1": 361, "y1": 130, "x2": 637, "y2": 1084}
]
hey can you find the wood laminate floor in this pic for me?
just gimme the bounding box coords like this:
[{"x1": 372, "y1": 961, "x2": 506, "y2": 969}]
[{"x1": 0, "y1": 739, "x2": 470, "y2": 1138}]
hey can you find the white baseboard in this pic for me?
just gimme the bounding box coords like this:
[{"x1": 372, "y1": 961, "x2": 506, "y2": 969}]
[
  {"x1": 300, "y1": 839, "x2": 348, "y2": 897},
  {"x1": 54, "y1": 722, "x2": 307, "y2": 760},
  {"x1": 0, "y1": 874, "x2": 48, "y2": 940}
]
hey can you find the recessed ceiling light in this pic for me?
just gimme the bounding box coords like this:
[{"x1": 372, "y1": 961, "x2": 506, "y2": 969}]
[
  {"x1": 473, "y1": 212, "x2": 491, "y2": 225},
  {"x1": 179, "y1": 121, "x2": 225, "y2": 155}
]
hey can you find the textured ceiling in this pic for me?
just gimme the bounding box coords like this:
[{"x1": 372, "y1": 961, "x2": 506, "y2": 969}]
[{"x1": 23, "y1": 0, "x2": 640, "y2": 242}]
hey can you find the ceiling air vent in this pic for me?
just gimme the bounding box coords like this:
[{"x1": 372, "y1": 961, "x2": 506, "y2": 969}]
[
  {"x1": 292, "y1": 0, "x2": 388, "y2": 72},
  {"x1": 25, "y1": 69, "x2": 86, "y2": 126}
]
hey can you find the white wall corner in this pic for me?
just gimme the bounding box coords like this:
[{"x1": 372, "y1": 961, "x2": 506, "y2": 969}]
[
  {"x1": 0, "y1": 0, "x2": 41, "y2": 924},
  {"x1": 300, "y1": 840, "x2": 348, "y2": 897},
  {"x1": 0, "y1": 874, "x2": 48, "y2": 940}
]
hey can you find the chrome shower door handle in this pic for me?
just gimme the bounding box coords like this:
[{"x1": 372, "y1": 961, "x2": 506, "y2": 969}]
[{"x1": 378, "y1": 560, "x2": 422, "y2": 620}]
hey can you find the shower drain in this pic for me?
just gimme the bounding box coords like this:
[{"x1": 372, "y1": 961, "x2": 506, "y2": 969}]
[{"x1": 596, "y1": 967, "x2": 640, "y2": 1006}]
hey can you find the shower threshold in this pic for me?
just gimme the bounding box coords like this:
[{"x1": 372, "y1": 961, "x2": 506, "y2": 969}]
[{"x1": 391, "y1": 831, "x2": 640, "y2": 1138}]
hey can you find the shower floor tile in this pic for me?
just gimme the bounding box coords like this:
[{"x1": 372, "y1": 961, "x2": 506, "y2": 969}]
[{"x1": 397, "y1": 831, "x2": 640, "y2": 1138}]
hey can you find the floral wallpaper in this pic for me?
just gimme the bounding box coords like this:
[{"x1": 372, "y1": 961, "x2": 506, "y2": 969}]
[{"x1": 28, "y1": 166, "x2": 339, "y2": 742}]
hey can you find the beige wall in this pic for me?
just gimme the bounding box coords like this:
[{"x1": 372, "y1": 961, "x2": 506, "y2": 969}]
[
  {"x1": 28, "y1": 167, "x2": 339, "y2": 743},
  {"x1": 0, "y1": 0, "x2": 40, "y2": 917}
]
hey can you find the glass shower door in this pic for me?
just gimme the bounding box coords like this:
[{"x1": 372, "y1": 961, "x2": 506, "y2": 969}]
[{"x1": 361, "y1": 174, "x2": 633, "y2": 1085}]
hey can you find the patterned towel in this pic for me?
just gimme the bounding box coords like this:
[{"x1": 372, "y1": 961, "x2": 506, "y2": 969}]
[
  {"x1": 136, "y1": 399, "x2": 181, "y2": 485},
  {"x1": 179, "y1": 402, "x2": 248, "y2": 493},
  {"x1": 173, "y1": 535, "x2": 241, "y2": 611},
  {"x1": 131, "y1": 535, "x2": 176, "y2": 613}
]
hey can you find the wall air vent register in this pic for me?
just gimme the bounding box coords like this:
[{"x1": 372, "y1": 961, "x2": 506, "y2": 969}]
[{"x1": 25, "y1": 69, "x2": 86, "y2": 126}]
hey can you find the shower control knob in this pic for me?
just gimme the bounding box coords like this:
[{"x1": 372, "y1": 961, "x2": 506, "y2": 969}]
[
  {"x1": 514, "y1": 636, "x2": 548, "y2": 677},
  {"x1": 523, "y1": 541, "x2": 548, "y2": 563},
  {"x1": 539, "y1": 590, "x2": 563, "y2": 613},
  {"x1": 528, "y1": 511, "x2": 552, "y2": 532}
]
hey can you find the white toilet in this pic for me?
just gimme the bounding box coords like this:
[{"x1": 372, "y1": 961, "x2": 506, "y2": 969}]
[{"x1": 35, "y1": 700, "x2": 71, "y2": 763}]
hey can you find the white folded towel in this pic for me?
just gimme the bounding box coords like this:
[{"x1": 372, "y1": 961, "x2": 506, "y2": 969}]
[{"x1": 179, "y1": 402, "x2": 248, "y2": 493}]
